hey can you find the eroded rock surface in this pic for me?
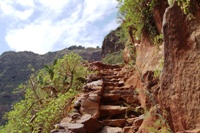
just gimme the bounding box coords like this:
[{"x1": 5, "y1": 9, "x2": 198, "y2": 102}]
[
  {"x1": 160, "y1": 3, "x2": 200, "y2": 132},
  {"x1": 101, "y1": 27, "x2": 125, "y2": 58}
]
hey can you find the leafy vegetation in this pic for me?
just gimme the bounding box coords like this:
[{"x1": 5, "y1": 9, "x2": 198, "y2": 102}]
[
  {"x1": 116, "y1": 0, "x2": 161, "y2": 45},
  {"x1": 0, "y1": 47, "x2": 101, "y2": 125},
  {"x1": 0, "y1": 53, "x2": 91, "y2": 133},
  {"x1": 176, "y1": 0, "x2": 200, "y2": 15},
  {"x1": 116, "y1": 0, "x2": 200, "y2": 47},
  {"x1": 102, "y1": 50, "x2": 124, "y2": 65},
  {"x1": 154, "y1": 58, "x2": 164, "y2": 79},
  {"x1": 68, "y1": 45, "x2": 85, "y2": 50}
]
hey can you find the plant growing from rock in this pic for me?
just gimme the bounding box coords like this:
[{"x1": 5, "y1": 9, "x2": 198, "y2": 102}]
[
  {"x1": 116, "y1": 0, "x2": 162, "y2": 45},
  {"x1": 154, "y1": 58, "x2": 164, "y2": 79}
]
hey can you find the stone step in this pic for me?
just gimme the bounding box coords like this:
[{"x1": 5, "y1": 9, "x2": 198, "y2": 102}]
[
  {"x1": 106, "y1": 78, "x2": 121, "y2": 82},
  {"x1": 55, "y1": 122, "x2": 86, "y2": 133},
  {"x1": 97, "y1": 126, "x2": 122, "y2": 133},
  {"x1": 108, "y1": 89, "x2": 135, "y2": 95},
  {"x1": 103, "y1": 75, "x2": 124, "y2": 79},
  {"x1": 104, "y1": 80, "x2": 124, "y2": 87},
  {"x1": 99, "y1": 70, "x2": 114, "y2": 75},
  {"x1": 104, "y1": 82, "x2": 119, "y2": 87},
  {"x1": 100, "y1": 101, "x2": 123, "y2": 106},
  {"x1": 120, "y1": 95, "x2": 139, "y2": 104},
  {"x1": 109, "y1": 64, "x2": 122, "y2": 68},
  {"x1": 123, "y1": 126, "x2": 136, "y2": 133},
  {"x1": 118, "y1": 80, "x2": 125, "y2": 87},
  {"x1": 104, "y1": 86, "x2": 127, "y2": 91},
  {"x1": 101, "y1": 93, "x2": 121, "y2": 102},
  {"x1": 101, "y1": 93, "x2": 139, "y2": 105},
  {"x1": 86, "y1": 79, "x2": 103, "y2": 87},
  {"x1": 102, "y1": 119, "x2": 126, "y2": 127},
  {"x1": 87, "y1": 75, "x2": 102, "y2": 82},
  {"x1": 113, "y1": 71, "x2": 119, "y2": 75},
  {"x1": 100, "y1": 105, "x2": 127, "y2": 117},
  {"x1": 113, "y1": 68, "x2": 122, "y2": 71}
]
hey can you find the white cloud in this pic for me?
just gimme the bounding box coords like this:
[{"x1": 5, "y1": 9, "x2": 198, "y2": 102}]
[
  {"x1": 3, "y1": 0, "x2": 119, "y2": 54},
  {"x1": 38, "y1": 0, "x2": 69, "y2": 12},
  {"x1": 82, "y1": 0, "x2": 117, "y2": 23},
  {"x1": 16, "y1": 0, "x2": 35, "y2": 7},
  {"x1": 6, "y1": 21, "x2": 63, "y2": 54},
  {"x1": 15, "y1": 9, "x2": 34, "y2": 20},
  {"x1": 0, "y1": 0, "x2": 34, "y2": 21},
  {"x1": 0, "y1": 0, "x2": 14, "y2": 15}
]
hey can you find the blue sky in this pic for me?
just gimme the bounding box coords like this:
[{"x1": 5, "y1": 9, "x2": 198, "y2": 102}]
[{"x1": 0, "y1": 0, "x2": 119, "y2": 55}]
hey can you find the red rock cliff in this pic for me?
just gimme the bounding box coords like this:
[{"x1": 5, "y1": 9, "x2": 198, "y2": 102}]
[
  {"x1": 124, "y1": 1, "x2": 200, "y2": 132},
  {"x1": 160, "y1": 3, "x2": 200, "y2": 132}
]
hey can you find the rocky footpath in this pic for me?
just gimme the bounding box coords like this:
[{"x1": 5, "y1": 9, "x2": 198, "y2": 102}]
[{"x1": 51, "y1": 62, "x2": 147, "y2": 133}]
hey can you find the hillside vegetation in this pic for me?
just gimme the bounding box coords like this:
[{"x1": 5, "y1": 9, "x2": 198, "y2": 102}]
[
  {"x1": 0, "y1": 53, "x2": 91, "y2": 132},
  {"x1": 0, "y1": 46, "x2": 101, "y2": 125}
]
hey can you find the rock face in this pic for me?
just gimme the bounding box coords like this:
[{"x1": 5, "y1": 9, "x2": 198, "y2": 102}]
[
  {"x1": 160, "y1": 3, "x2": 200, "y2": 132},
  {"x1": 121, "y1": 1, "x2": 200, "y2": 132},
  {"x1": 123, "y1": 1, "x2": 168, "y2": 110},
  {"x1": 101, "y1": 27, "x2": 125, "y2": 58}
]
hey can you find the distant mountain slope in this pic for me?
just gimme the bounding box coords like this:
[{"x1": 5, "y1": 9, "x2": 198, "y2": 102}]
[{"x1": 0, "y1": 47, "x2": 101, "y2": 125}]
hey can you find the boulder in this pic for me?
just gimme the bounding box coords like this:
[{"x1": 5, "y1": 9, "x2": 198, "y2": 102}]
[
  {"x1": 98, "y1": 126, "x2": 123, "y2": 133},
  {"x1": 133, "y1": 114, "x2": 144, "y2": 129},
  {"x1": 86, "y1": 79, "x2": 103, "y2": 87},
  {"x1": 66, "y1": 123, "x2": 86, "y2": 133},
  {"x1": 56, "y1": 122, "x2": 86, "y2": 133},
  {"x1": 102, "y1": 119, "x2": 126, "y2": 127},
  {"x1": 120, "y1": 95, "x2": 138, "y2": 104},
  {"x1": 68, "y1": 112, "x2": 81, "y2": 120},
  {"x1": 77, "y1": 114, "x2": 103, "y2": 133},
  {"x1": 60, "y1": 116, "x2": 72, "y2": 124},
  {"x1": 123, "y1": 126, "x2": 135, "y2": 133},
  {"x1": 80, "y1": 98, "x2": 99, "y2": 118},
  {"x1": 88, "y1": 93, "x2": 100, "y2": 103},
  {"x1": 102, "y1": 93, "x2": 121, "y2": 102},
  {"x1": 100, "y1": 105, "x2": 127, "y2": 117},
  {"x1": 118, "y1": 80, "x2": 124, "y2": 87}
]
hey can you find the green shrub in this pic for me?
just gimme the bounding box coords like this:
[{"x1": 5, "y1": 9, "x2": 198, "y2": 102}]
[
  {"x1": 102, "y1": 50, "x2": 124, "y2": 65},
  {"x1": 154, "y1": 58, "x2": 164, "y2": 79},
  {"x1": 116, "y1": 0, "x2": 162, "y2": 45},
  {"x1": 0, "y1": 53, "x2": 90, "y2": 133}
]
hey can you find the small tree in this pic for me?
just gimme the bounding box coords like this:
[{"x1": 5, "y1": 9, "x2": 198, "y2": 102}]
[{"x1": 0, "y1": 53, "x2": 90, "y2": 133}]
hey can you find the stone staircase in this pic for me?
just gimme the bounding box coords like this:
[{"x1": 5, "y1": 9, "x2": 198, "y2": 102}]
[{"x1": 51, "y1": 62, "x2": 145, "y2": 133}]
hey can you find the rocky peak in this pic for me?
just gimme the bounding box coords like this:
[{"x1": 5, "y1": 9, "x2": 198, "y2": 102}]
[{"x1": 101, "y1": 27, "x2": 125, "y2": 58}]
